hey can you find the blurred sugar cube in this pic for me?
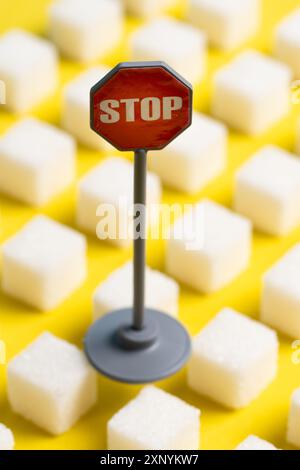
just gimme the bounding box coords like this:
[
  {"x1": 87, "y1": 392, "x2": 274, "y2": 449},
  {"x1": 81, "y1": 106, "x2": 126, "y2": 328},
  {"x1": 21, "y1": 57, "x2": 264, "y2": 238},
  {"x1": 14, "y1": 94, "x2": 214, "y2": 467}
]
[
  {"x1": 188, "y1": 308, "x2": 278, "y2": 409},
  {"x1": 287, "y1": 388, "x2": 300, "y2": 448},
  {"x1": 8, "y1": 332, "x2": 97, "y2": 435},
  {"x1": 49, "y1": 0, "x2": 123, "y2": 62},
  {"x1": 0, "y1": 29, "x2": 57, "y2": 112},
  {"x1": 108, "y1": 386, "x2": 200, "y2": 450},
  {"x1": 93, "y1": 262, "x2": 179, "y2": 320},
  {"x1": 77, "y1": 157, "x2": 161, "y2": 247},
  {"x1": 212, "y1": 50, "x2": 292, "y2": 134},
  {"x1": 77, "y1": 157, "x2": 161, "y2": 248},
  {"x1": 234, "y1": 146, "x2": 300, "y2": 235},
  {"x1": 188, "y1": 0, "x2": 260, "y2": 50},
  {"x1": 2, "y1": 216, "x2": 87, "y2": 311},
  {"x1": 274, "y1": 8, "x2": 300, "y2": 78},
  {"x1": 261, "y1": 244, "x2": 300, "y2": 339},
  {"x1": 0, "y1": 424, "x2": 14, "y2": 450},
  {"x1": 149, "y1": 112, "x2": 227, "y2": 193},
  {"x1": 62, "y1": 66, "x2": 111, "y2": 150},
  {"x1": 130, "y1": 17, "x2": 206, "y2": 84},
  {"x1": 124, "y1": 0, "x2": 176, "y2": 17},
  {"x1": 0, "y1": 118, "x2": 76, "y2": 206},
  {"x1": 166, "y1": 199, "x2": 252, "y2": 293},
  {"x1": 236, "y1": 435, "x2": 278, "y2": 450}
]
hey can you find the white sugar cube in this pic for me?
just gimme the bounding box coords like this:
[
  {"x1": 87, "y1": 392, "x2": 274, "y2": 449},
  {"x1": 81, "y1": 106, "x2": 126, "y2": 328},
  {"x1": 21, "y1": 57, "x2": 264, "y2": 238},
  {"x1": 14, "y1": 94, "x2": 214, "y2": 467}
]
[
  {"x1": 188, "y1": 308, "x2": 278, "y2": 409},
  {"x1": 0, "y1": 29, "x2": 57, "y2": 112},
  {"x1": 0, "y1": 424, "x2": 14, "y2": 450},
  {"x1": 234, "y1": 146, "x2": 300, "y2": 235},
  {"x1": 130, "y1": 17, "x2": 206, "y2": 84},
  {"x1": 149, "y1": 112, "x2": 227, "y2": 193},
  {"x1": 274, "y1": 8, "x2": 300, "y2": 79},
  {"x1": 62, "y1": 66, "x2": 111, "y2": 150},
  {"x1": 108, "y1": 386, "x2": 200, "y2": 450},
  {"x1": 124, "y1": 0, "x2": 175, "y2": 17},
  {"x1": 0, "y1": 118, "x2": 76, "y2": 206},
  {"x1": 236, "y1": 435, "x2": 278, "y2": 450},
  {"x1": 77, "y1": 157, "x2": 161, "y2": 247},
  {"x1": 261, "y1": 244, "x2": 300, "y2": 338},
  {"x1": 2, "y1": 215, "x2": 86, "y2": 311},
  {"x1": 188, "y1": 0, "x2": 260, "y2": 50},
  {"x1": 93, "y1": 262, "x2": 179, "y2": 320},
  {"x1": 8, "y1": 332, "x2": 97, "y2": 435},
  {"x1": 212, "y1": 50, "x2": 292, "y2": 134},
  {"x1": 166, "y1": 199, "x2": 252, "y2": 293},
  {"x1": 287, "y1": 388, "x2": 300, "y2": 448},
  {"x1": 49, "y1": 0, "x2": 123, "y2": 62}
]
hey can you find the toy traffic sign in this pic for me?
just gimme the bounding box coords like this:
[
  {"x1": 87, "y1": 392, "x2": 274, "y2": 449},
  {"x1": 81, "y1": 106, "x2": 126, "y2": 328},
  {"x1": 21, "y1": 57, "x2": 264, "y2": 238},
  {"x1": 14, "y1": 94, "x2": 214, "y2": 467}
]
[
  {"x1": 90, "y1": 61, "x2": 192, "y2": 151},
  {"x1": 85, "y1": 62, "x2": 193, "y2": 384}
]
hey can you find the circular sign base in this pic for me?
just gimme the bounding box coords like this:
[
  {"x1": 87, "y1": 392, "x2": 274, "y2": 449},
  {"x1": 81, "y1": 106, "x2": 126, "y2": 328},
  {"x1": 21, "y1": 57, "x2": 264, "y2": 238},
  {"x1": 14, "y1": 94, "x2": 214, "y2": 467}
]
[{"x1": 84, "y1": 308, "x2": 191, "y2": 384}]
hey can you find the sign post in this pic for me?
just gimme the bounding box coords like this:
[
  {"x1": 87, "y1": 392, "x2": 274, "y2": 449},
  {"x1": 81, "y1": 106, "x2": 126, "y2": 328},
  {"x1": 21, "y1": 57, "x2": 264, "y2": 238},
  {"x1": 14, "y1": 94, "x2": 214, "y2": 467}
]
[
  {"x1": 85, "y1": 62, "x2": 193, "y2": 384},
  {"x1": 133, "y1": 148, "x2": 147, "y2": 332}
]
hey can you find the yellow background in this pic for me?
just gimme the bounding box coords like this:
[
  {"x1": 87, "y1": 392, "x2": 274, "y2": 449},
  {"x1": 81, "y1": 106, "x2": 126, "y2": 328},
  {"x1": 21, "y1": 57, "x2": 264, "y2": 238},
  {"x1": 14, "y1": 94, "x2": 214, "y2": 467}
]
[{"x1": 0, "y1": 0, "x2": 300, "y2": 450}]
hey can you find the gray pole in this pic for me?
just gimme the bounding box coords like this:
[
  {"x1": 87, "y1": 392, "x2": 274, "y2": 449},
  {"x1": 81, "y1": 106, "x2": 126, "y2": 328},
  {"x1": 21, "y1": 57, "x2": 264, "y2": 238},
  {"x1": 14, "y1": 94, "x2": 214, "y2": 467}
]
[
  {"x1": 85, "y1": 141, "x2": 192, "y2": 381},
  {"x1": 133, "y1": 149, "x2": 147, "y2": 331}
]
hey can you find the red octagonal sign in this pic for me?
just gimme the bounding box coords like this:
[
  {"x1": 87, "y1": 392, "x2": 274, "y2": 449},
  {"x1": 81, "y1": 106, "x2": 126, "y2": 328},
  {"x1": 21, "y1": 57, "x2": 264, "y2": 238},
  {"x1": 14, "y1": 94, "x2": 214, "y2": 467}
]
[{"x1": 90, "y1": 61, "x2": 193, "y2": 152}]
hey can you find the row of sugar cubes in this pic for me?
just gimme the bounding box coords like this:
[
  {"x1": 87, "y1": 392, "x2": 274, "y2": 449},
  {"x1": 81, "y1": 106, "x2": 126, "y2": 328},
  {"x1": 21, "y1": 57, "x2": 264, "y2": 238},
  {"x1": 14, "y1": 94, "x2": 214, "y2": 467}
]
[
  {"x1": 0, "y1": 0, "x2": 299, "y2": 199},
  {"x1": 3, "y1": 134, "x2": 300, "y2": 307},
  {"x1": 45, "y1": 0, "x2": 262, "y2": 78},
  {"x1": 1, "y1": 0, "x2": 300, "y2": 113},
  {"x1": 0, "y1": 0, "x2": 205, "y2": 114},
  {"x1": 63, "y1": 49, "x2": 299, "y2": 159},
  {"x1": 1, "y1": 197, "x2": 249, "y2": 310},
  {"x1": 2, "y1": 116, "x2": 300, "y2": 236},
  {"x1": 2, "y1": 312, "x2": 299, "y2": 449},
  {"x1": 2, "y1": 86, "x2": 300, "y2": 225},
  {"x1": 2, "y1": 16, "x2": 300, "y2": 206}
]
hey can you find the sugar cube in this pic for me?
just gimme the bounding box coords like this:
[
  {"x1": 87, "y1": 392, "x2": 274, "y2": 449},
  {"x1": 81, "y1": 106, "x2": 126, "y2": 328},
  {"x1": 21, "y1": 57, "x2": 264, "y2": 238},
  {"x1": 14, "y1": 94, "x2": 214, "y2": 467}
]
[
  {"x1": 188, "y1": 0, "x2": 260, "y2": 50},
  {"x1": 274, "y1": 8, "x2": 300, "y2": 79},
  {"x1": 108, "y1": 386, "x2": 200, "y2": 450},
  {"x1": 212, "y1": 50, "x2": 292, "y2": 134},
  {"x1": 236, "y1": 435, "x2": 278, "y2": 450},
  {"x1": 287, "y1": 388, "x2": 300, "y2": 448},
  {"x1": 166, "y1": 199, "x2": 252, "y2": 293},
  {"x1": 149, "y1": 112, "x2": 227, "y2": 193},
  {"x1": 188, "y1": 308, "x2": 278, "y2": 409},
  {"x1": 0, "y1": 118, "x2": 76, "y2": 206},
  {"x1": 0, "y1": 29, "x2": 57, "y2": 112},
  {"x1": 62, "y1": 66, "x2": 111, "y2": 150},
  {"x1": 93, "y1": 262, "x2": 179, "y2": 320},
  {"x1": 234, "y1": 146, "x2": 300, "y2": 235},
  {"x1": 261, "y1": 244, "x2": 300, "y2": 339},
  {"x1": 0, "y1": 424, "x2": 14, "y2": 450},
  {"x1": 49, "y1": 0, "x2": 123, "y2": 62},
  {"x1": 130, "y1": 17, "x2": 206, "y2": 84},
  {"x1": 77, "y1": 157, "x2": 161, "y2": 247},
  {"x1": 8, "y1": 332, "x2": 97, "y2": 435},
  {"x1": 2, "y1": 215, "x2": 86, "y2": 311},
  {"x1": 124, "y1": 0, "x2": 175, "y2": 17}
]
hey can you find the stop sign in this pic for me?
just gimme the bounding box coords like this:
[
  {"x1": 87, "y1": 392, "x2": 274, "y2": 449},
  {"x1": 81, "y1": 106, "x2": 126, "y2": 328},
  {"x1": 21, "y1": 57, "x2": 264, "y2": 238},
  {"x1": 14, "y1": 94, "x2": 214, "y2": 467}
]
[{"x1": 90, "y1": 61, "x2": 193, "y2": 151}]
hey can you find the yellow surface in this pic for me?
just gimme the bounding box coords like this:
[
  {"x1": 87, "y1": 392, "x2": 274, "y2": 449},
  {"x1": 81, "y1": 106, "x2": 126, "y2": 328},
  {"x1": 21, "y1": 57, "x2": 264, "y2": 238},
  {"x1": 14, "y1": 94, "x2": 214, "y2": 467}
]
[{"x1": 0, "y1": 0, "x2": 300, "y2": 451}]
